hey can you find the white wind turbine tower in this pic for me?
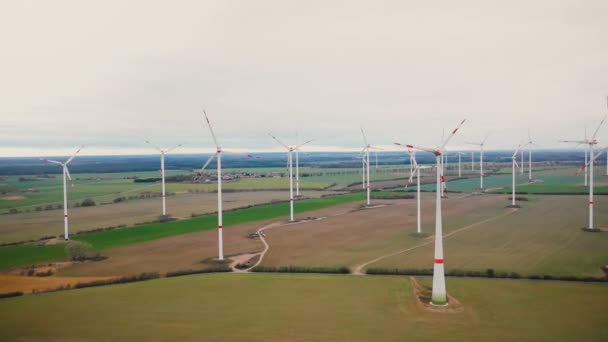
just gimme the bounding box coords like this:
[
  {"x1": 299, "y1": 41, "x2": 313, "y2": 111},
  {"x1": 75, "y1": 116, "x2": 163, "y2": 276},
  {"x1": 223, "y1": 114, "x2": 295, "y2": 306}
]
[
  {"x1": 580, "y1": 146, "x2": 608, "y2": 230},
  {"x1": 509, "y1": 144, "x2": 524, "y2": 207},
  {"x1": 457, "y1": 152, "x2": 465, "y2": 177},
  {"x1": 40, "y1": 146, "x2": 83, "y2": 240},
  {"x1": 560, "y1": 115, "x2": 606, "y2": 187},
  {"x1": 294, "y1": 133, "x2": 314, "y2": 197},
  {"x1": 394, "y1": 144, "x2": 431, "y2": 234},
  {"x1": 145, "y1": 140, "x2": 182, "y2": 216},
  {"x1": 269, "y1": 133, "x2": 313, "y2": 222},
  {"x1": 200, "y1": 110, "x2": 247, "y2": 261},
  {"x1": 361, "y1": 128, "x2": 381, "y2": 207},
  {"x1": 407, "y1": 119, "x2": 466, "y2": 306},
  {"x1": 525, "y1": 130, "x2": 539, "y2": 182},
  {"x1": 466, "y1": 134, "x2": 488, "y2": 190}
]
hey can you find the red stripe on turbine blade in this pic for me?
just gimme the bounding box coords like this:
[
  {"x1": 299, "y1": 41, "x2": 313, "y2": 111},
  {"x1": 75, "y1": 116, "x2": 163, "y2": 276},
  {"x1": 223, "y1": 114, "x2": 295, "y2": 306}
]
[
  {"x1": 406, "y1": 145, "x2": 414, "y2": 148},
  {"x1": 434, "y1": 259, "x2": 444, "y2": 264},
  {"x1": 452, "y1": 128, "x2": 458, "y2": 134}
]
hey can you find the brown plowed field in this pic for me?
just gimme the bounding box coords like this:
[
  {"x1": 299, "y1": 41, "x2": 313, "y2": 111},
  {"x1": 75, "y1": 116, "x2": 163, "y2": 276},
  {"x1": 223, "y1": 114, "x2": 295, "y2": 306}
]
[{"x1": 58, "y1": 202, "x2": 363, "y2": 277}]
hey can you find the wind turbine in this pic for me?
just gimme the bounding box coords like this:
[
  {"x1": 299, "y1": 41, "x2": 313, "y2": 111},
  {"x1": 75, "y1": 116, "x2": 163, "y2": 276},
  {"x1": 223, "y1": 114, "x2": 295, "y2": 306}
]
[
  {"x1": 456, "y1": 152, "x2": 465, "y2": 177},
  {"x1": 560, "y1": 115, "x2": 606, "y2": 187},
  {"x1": 525, "y1": 130, "x2": 539, "y2": 182},
  {"x1": 40, "y1": 146, "x2": 83, "y2": 240},
  {"x1": 294, "y1": 133, "x2": 314, "y2": 197},
  {"x1": 269, "y1": 133, "x2": 313, "y2": 222},
  {"x1": 200, "y1": 110, "x2": 254, "y2": 261},
  {"x1": 466, "y1": 134, "x2": 488, "y2": 190},
  {"x1": 394, "y1": 144, "x2": 431, "y2": 234},
  {"x1": 579, "y1": 146, "x2": 608, "y2": 230},
  {"x1": 361, "y1": 128, "x2": 381, "y2": 207},
  {"x1": 145, "y1": 140, "x2": 181, "y2": 216},
  {"x1": 406, "y1": 119, "x2": 466, "y2": 306},
  {"x1": 509, "y1": 144, "x2": 524, "y2": 207}
]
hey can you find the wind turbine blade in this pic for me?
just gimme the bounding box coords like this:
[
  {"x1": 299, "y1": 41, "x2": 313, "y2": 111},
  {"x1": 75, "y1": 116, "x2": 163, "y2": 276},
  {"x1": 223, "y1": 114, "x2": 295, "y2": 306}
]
[
  {"x1": 41, "y1": 158, "x2": 63, "y2": 165},
  {"x1": 590, "y1": 115, "x2": 607, "y2": 141},
  {"x1": 406, "y1": 166, "x2": 418, "y2": 185},
  {"x1": 165, "y1": 144, "x2": 182, "y2": 153},
  {"x1": 581, "y1": 146, "x2": 608, "y2": 171},
  {"x1": 559, "y1": 140, "x2": 587, "y2": 144},
  {"x1": 268, "y1": 133, "x2": 290, "y2": 150},
  {"x1": 65, "y1": 146, "x2": 83, "y2": 165},
  {"x1": 481, "y1": 133, "x2": 489, "y2": 145},
  {"x1": 513, "y1": 159, "x2": 519, "y2": 169},
  {"x1": 295, "y1": 139, "x2": 314, "y2": 149},
  {"x1": 203, "y1": 110, "x2": 220, "y2": 148},
  {"x1": 64, "y1": 166, "x2": 74, "y2": 187},
  {"x1": 145, "y1": 140, "x2": 162, "y2": 152},
  {"x1": 200, "y1": 153, "x2": 217, "y2": 171},
  {"x1": 360, "y1": 127, "x2": 369, "y2": 147},
  {"x1": 439, "y1": 119, "x2": 466, "y2": 151},
  {"x1": 406, "y1": 144, "x2": 436, "y2": 154}
]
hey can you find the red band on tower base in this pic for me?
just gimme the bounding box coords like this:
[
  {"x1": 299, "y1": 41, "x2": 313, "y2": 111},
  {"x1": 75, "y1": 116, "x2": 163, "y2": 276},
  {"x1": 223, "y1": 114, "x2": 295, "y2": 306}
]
[
  {"x1": 434, "y1": 259, "x2": 444, "y2": 264},
  {"x1": 64, "y1": 214, "x2": 68, "y2": 218},
  {"x1": 589, "y1": 201, "x2": 594, "y2": 204},
  {"x1": 218, "y1": 226, "x2": 223, "y2": 229}
]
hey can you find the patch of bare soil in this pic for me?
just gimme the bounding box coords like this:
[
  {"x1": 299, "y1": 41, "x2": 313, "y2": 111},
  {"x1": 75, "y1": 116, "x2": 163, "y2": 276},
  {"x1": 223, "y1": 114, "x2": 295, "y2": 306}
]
[
  {"x1": 0, "y1": 196, "x2": 25, "y2": 201},
  {"x1": 409, "y1": 277, "x2": 464, "y2": 314},
  {"x1": 0, "y1": 274, "x2": 116, "y2": 294},
  {"x1": 7, "y1": 261, "x2": 78, "y2": 276}
]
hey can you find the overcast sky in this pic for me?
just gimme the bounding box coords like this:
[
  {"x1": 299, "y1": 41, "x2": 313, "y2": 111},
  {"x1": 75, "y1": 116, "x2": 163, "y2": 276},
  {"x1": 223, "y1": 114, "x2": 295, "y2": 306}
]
[{"x1": 1, "y1": 0, "x2": 607, "y2": 157}]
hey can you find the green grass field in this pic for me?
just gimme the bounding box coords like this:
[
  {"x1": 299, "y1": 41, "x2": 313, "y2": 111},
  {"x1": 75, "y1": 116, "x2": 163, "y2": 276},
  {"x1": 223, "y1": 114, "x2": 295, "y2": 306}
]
[
  {"x1": 0, "y1": 273, "x2": 606, "y2": 341},
  {"x1": 0, "y1": 192, "x2": 369, "y2": 271}
]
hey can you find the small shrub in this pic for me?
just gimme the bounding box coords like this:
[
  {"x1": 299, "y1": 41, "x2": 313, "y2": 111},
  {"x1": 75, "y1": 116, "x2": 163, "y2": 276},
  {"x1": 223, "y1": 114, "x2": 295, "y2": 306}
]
[
  {"x1": 113, "y1": 196, "x2": 127, "y2": 203},
  {"x1": 35, "y1": 270, "x2": 53, "y2": 277},
  {"x1": 80, "y1": 198, "x2": 96, "y2": 207},
  {"x1": 0, "y1": 291, "x2": 24, "y2": 299},
  {"x1": 252, "y1": 266, "x2": 351, "y2": 274},
  {"x1": 166, "y1": 267, "x2": 231, "y2": 277}
]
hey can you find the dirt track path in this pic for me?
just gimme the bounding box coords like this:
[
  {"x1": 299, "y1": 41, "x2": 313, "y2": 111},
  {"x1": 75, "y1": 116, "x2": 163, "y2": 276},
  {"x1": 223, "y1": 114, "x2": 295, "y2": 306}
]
[{"x1": 352, "y1": 208, "x2": 518, "y2": 275}]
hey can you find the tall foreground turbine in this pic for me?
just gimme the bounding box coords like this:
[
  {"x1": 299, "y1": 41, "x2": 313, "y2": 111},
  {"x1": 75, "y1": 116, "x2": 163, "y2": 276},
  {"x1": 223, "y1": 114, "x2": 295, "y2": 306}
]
[
  {"x1": 145, "y1": 140, "x2": 181, "y2": 216},
  {"x1": 200, "y1": 110, "x2": 253, "y2": 260},
  {"x1": 407, "y1": 119, "x2": 466, "y2": 306},
  {"x1": 269, "y1": 133, "x2": 313, "y2": 222},
  {"x1": 40, "y1": 146, "x2": 83, "y2": 240},
  {"x1": 580, "y1": 146, "x2": 608, "y2": 230},
  {"x1": 466, "y1": 134, "x2": 488, "y2": 190}
]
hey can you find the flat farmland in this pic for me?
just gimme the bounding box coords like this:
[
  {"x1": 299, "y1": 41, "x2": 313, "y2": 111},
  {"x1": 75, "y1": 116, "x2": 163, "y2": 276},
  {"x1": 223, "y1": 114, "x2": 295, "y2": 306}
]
[
  {"x1": 58, "y1": 202, "x2": 362, "y2": 277},
  {"x1": 258, "y1": 193, "x2": 507, "y2": 269},
  {"x1": 0, "y1": 170, "x2": 334, "y2": 213},
  {"x1": 370, "y1": 195, "x2": 608, "y2": 277},
  {"x1": 0, "y1": 190, "x2": 335, "y2": 244},
  {"x1": 0, "y1": 273, "x2": 606, "y2": 341}
]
